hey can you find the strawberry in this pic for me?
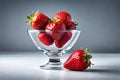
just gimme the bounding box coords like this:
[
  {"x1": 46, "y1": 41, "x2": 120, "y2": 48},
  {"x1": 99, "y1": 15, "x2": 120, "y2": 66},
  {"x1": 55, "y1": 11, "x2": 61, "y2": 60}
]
[
  {"x1": 64, "y1": 48, "x2": 92, "y2": 71},
  {"x1": 67, "y1": 21, "x2": 77, "y2": 30},
  {"x1": 27, "y1": 11, "x2": 50, "y2": 30},
  {"x1": 54, "y1": 11, "x2": 72, "y2": 26},
  {"x1": 38, "y1": 32, "x2": 54, "y2": 46},
  {"x1": 55, "y1": 32, "x2": 72, "y2": 48},
  {"x1": 46, "y1": 21, "x2": 66, "y2": 40}
]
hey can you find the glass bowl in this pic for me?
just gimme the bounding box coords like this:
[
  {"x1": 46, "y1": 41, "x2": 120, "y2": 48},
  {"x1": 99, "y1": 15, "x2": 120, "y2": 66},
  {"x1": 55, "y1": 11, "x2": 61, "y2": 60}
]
[{"x1": 27, "y1": 30, "x2": 81, "y2": 70}]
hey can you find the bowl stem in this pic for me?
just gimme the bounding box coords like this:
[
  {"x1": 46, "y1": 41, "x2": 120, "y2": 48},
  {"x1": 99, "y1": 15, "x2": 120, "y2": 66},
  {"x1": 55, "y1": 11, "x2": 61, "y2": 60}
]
[{"x1": 40, "y1": 52, "x2": 63, "y2": 70}]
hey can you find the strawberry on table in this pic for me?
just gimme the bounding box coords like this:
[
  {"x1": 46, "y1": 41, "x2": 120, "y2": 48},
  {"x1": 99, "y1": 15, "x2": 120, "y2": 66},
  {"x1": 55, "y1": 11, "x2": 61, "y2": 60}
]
[
  {"x1": 46, "y1": 20, "x2": 66, "y2": 41},
  {"x1": 55, "y1": 32, "x2": 72, "y2": 48},
  {"x1": 27, "y1": 11, "x2": 50, "y2": 30},
  {"x1": 54, "y1": 11, "x2": 72, "y2": 27},
  {"x1": 64, "y1": 48, "x2": 92, "y2": 71},
  {"x1": 38, "y1": 32, "x2": 54, "y2": 46}
]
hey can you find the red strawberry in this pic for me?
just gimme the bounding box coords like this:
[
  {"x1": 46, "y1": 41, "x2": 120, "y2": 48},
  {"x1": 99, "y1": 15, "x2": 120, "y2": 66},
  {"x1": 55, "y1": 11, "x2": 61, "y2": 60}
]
[
  {"x1": 38, "y1": 32, "x2": 54, "y2": 46},
  {"x1": 27, "y1": 11, "x2": 50, "y2": 30},
  {"x1": 54, "y1": 11, "x2": 72, "y2": 26},
  {"x1": 55, "y1": 32, "x2": 72, "y2": 48},
  {"x1": 64, "y1": 48, "x2": 92, "y2": 71},
  {"x1": 46, "y1": 21, "x2": 66, "y2": 40},
  {"x1": 67, "y1": 21, "x2": 77, "y2": 30}
]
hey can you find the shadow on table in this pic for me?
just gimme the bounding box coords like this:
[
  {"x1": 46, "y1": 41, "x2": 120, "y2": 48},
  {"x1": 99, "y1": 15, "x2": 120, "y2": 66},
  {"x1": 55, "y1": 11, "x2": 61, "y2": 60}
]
[{"x1": 83, "y1": 66, "x2": 120, "y2": 75}]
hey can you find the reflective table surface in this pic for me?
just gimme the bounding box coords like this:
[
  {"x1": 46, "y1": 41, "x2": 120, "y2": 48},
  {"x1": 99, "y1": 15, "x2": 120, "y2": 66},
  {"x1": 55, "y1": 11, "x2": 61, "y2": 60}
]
[{"x1": 0, "y1": 51, "x2": 120, "y2": 80}]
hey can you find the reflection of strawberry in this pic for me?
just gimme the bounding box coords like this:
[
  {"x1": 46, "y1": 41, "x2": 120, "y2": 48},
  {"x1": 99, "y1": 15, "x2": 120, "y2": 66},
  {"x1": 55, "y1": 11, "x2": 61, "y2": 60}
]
[
  {"x1": 64, "y1": 49, "x2": 92, "y2": 71},
  {"x1": 55, "y1": 32, "x2": 72, "y2": 48},
  {"x1": 38, "y1": 32, "x2": 54, "y2": 46},
  {"x1": 27, "y1": 12, "x2": 50, "y2": 30},
  {"x1": 54, "y1": 11, "x2": 71, "y2": 26},
  {"x1": 46, "y1": 21, "x2": 66, "y2": 40}
]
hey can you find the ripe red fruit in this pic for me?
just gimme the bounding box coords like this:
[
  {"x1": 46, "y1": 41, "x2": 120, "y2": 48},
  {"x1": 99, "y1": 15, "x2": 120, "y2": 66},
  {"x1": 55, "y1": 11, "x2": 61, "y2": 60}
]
[
  {"x1": 67, "y1": 21, "x2": 77, "y2": 30},
  {"x1": 54, "y1": 11, "x2": 72, "y2": 26},
  {"x1": 46, "y1": 21, "x2": 66, "y2": 40},
  {"x1": 38, "y1": 32, "x2": 54, "y2": 46},
  {"x1": 27, "y1": 12, "x2": 50, "y2": 30},
  {"x1": 55, "y1": 32, "x2": 72, "y2": 48},
  {"x1": 64, "y1": 49, "x2": 92, "y2": 71}
]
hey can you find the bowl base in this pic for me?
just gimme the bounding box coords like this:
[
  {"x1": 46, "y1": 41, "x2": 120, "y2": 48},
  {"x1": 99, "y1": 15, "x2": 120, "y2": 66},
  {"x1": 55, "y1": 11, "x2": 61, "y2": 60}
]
[{"x1": 40, "y1": 61, "x2": 63, "y2": 70}]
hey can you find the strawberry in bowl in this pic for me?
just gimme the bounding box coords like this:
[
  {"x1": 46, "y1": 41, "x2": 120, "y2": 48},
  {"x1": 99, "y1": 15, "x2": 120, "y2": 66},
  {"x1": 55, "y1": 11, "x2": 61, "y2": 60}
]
[
  {"x1": 45, "y1": 20, "x2": 66, "y2": 41},
  {"x1": 27, "y1": 11, "x2": 50, "y2": 30}
]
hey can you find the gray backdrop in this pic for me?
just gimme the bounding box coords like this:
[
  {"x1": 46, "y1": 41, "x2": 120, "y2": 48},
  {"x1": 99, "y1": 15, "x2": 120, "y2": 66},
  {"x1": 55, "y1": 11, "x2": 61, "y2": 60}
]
[{"x1": 0, "y1": 0, "x2": 120, "y2": 53}]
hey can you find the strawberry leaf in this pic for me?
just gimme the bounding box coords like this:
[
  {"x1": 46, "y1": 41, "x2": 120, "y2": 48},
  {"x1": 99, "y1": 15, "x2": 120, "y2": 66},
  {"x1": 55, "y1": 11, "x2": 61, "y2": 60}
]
[
  {"x1": 84, "y1": 48, "x2": 93, "y2": 66},
  {"x1": 51, "y1": 18, "x2": 62, "y2": 22},
  {"x1": 27, "y1": 16, "x2": 31, "y2": 19},
  {"x1": 31, "y1": 12, "x2": 35, "y2": 17},
  {"x1": 26, "y1": 12, "x2": 35, "y2": 24},
  {"x1": 86, "y1": 55, "x2": 92, "y2": 60},
  {"x1": 51, "y1": 18, "x2": 56, "y2": 22},
  {"x1": 74, "y1": 22, "x2": 78, "y2": 26}
]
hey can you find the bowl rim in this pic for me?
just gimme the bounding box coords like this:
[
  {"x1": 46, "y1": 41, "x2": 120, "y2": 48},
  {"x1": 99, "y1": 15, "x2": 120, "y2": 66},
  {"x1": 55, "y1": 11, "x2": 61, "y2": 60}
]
[{"x1": 27, "y1": 29, "x2": 81, "y2": 32}]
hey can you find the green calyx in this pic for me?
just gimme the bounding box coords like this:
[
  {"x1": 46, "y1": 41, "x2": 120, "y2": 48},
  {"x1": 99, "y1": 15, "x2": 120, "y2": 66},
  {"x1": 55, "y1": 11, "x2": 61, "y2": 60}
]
[
  {"x1": 26, "y1": 12, "x2": 35, "y2": 24},
  {"x1": 74, "y1": 22, "x2": 78, "y2": 26},
  {"x1": 26, "y1": 10, "x2": 40, "y2": 24},
  {"x1": 84, "y1": 48, "x2": 93, "y2": 66},
  {"x1": 50, "y1": 18, "x2": 62, "y2": 22}
]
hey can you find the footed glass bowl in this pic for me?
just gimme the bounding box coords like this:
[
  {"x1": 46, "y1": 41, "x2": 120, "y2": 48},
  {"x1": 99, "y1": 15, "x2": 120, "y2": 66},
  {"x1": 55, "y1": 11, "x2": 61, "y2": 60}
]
[{"x1": 28, "y1": 30, "x2": 81, "y2": 70}]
